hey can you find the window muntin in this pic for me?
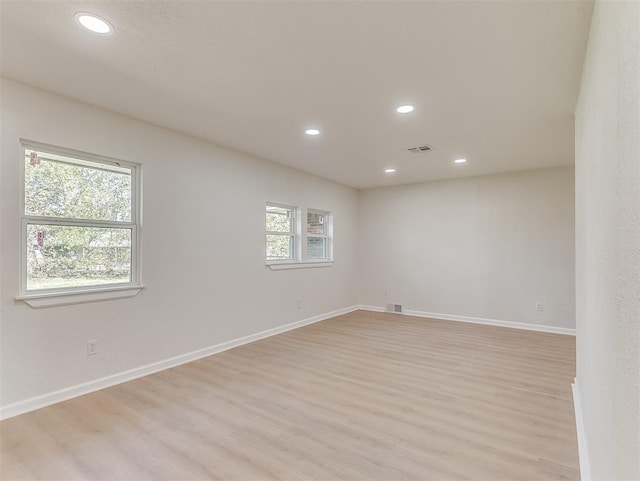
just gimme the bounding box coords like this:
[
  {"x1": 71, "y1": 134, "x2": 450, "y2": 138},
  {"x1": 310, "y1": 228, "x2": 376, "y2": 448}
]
[
  {"x1": 306, "y1": 210, "x2": 328, "y2": 259},
  {"x1": 266, "y1": 203, "x2": 296, "y2": 261},
  {"x1": 21, "y1": 142, "x2": 140, "y2": 293}
]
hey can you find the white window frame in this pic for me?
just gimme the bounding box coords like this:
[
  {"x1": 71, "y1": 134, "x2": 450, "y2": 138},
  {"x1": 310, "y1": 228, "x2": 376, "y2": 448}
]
[
  {"x1": 265, "y1": 202, "x2": 299, "y2": 263},
  {"x1": 304, "y1": 209, "x2": 332, "y2": 261},
  {"x1": 265, "y1": 202, "x2": 333, "y2": 270},
  {"x1": 16, "y1": 140, "x2": 144, "y2": 308}
]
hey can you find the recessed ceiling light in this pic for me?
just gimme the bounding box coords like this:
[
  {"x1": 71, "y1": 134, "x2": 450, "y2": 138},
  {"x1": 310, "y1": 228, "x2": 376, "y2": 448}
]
[
  {"x1": 454, "y1": 158, "x2": 467, "y2": 164},
  {"x1": 385, "y1": 168, "x2": 397, "y2": 174},
  {"x1": 74, "y1": 12, "x2": 114, "y2": 35},
  {"x1": 305, "y1": 129, "x2": 320, "y2": 136},
  {"x1": 396, "y1": 105, "x2": 414, "y2": 114}
]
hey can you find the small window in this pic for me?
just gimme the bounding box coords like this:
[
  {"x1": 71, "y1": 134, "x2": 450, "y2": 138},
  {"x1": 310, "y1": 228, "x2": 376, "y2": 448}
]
[
  {"x1": 266, "y1": 203, "x2": 297, "y2": 261},
  {"x1": 20, "y1": 141, "x2": 141, "y2": 294},
  {"x1": 306, "y1": 210, "x2": 329, "y2": 260}
]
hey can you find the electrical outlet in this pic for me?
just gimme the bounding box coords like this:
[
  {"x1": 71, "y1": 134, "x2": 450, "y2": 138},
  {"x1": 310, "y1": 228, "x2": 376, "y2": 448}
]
[
  {"x1": 87, "y1": 339, "x2": 98, "y2": 356},
  {"x1": 296, "y1": 298, "x2": 302, "y2": 309},
  {"x1": 536, "y1": 302, "x2": 543, "y2": 312}
]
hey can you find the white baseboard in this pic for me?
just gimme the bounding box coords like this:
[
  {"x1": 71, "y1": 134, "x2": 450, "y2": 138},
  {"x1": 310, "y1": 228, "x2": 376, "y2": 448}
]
[
  {"x1": 0, "y1": 305, "x2": 359, "y2": 421},
  {"x1": 572, "y1": 380, "x2": 591, "y2": 481},
  {"x1": 356, "y1": 305, "x2": 576, "y2": 335},
  {"x1": 357, "y1": 304, "x2": 385, "y2": 312}
]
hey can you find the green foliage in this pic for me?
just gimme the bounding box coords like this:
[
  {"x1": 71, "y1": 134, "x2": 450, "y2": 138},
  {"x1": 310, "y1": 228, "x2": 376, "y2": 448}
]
[
  {"x1": 25, "y1": 154, "x2": 133, "y2": 290},
  {"x1": 266, "y1": 208, "x2": 293, "y2": 259},
  {"x1": 266, "y1": 211, "x2": 290, "y2": 233},
  {"x1": 25, "y1": 156, "x2": 131, "y2": 221},
  {"x1": 266, "y1": 234, "x2": 292, "y2": 260}
]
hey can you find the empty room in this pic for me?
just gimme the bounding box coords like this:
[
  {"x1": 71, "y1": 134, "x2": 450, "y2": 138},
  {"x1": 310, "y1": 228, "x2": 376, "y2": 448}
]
[{"x1": 0, "y1": 1, "x2": 638, "y2": 480}]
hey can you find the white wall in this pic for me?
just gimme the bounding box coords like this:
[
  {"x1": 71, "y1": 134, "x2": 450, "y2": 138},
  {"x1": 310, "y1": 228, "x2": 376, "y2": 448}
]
[
  {"x1": 0, "y1": 78, "x2": 359, "y2": 410},
  {"x1": 358, "y1": 167, "x2": 575, "y2": 329},
  {"x1": 575, "y1": 0, "x2": 640, "y2": 479}
]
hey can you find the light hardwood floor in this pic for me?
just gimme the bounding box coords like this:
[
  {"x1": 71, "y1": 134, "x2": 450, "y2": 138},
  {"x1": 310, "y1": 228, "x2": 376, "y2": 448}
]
[{"x1": 0, "y1": 310, "x2": 578, "y2": 480}]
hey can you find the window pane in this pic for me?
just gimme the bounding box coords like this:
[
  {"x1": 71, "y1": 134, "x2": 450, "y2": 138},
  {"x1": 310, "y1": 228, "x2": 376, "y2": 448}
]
[
  {"x1": 307, "y1": 237, "x2": 326, "y2": 259},
  {"x1": 307, "y1": 212, "x2": 325, "y2": 235},
  {"x1": 25, "y1": 150, "x2": 132, "y2": 222},
  {"x1": 27, "y1": 224, "x2": 132, "y2": 290},
  {"x1": 266, "y1": 234, "x2": 292, "y2": 260},
  {"x1": 266, "y1": 206, "x2": 292, "y2": 233}
]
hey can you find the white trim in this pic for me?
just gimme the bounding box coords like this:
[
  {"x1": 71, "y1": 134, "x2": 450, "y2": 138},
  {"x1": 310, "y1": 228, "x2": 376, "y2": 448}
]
[
  {"x1": 267, "y1": 261, "x2": 333, "y2": 270},
  {"x1": 0, "y1": 305, "x2": 358, "y2": 420},
  {"x1": 356, "y1": 305, "x2": 576, "y2": 335},
  {"x1": 572, "y1": 379, "x2": 591, "y2": 481},
  {"x1": 16, "y1": 285, "x2": 145, "y2": 308},
  {"x1": 21, "y1": 139, "x2": 138, "y2": 170},
  {"x1": 21, "y1": 216, "x2": 135, "y2": 228},
  {"x1": 358, "y1": 304, "x2": 385, "y2": 312}
]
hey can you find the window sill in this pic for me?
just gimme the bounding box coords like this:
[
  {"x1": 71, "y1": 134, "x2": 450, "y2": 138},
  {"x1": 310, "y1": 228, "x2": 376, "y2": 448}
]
[
  {"x1": 267, "y1": 261, "x2": 334, "y2": 271},
  {"x1": 16, "y1": 285, "x2": 145, "y2": 308}
]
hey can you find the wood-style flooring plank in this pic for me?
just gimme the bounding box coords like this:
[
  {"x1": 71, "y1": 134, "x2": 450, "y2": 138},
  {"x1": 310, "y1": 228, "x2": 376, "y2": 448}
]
[{"x1": 0, "y1": 310, "x2": 578, "y2": 480}]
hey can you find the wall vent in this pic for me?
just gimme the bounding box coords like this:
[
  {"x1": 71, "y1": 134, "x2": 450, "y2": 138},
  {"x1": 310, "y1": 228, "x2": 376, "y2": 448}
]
[
  {"x1": 386, "y1": 303, "x2": 403, "y2": 313},
  {"x1": 407, "y1": 145, "x2": 433, "y2": 153}
]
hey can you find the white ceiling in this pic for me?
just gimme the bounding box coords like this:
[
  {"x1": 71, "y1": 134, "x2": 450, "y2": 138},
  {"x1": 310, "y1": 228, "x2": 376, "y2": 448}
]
[{"x1": 1, "y1": 0, "x2": 593, "y2": 189}]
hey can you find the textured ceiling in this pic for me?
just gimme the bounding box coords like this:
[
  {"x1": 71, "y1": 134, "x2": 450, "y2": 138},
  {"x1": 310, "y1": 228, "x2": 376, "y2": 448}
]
[{"x1": 0, "y1": 0, "x2": 593, "y2": 189}]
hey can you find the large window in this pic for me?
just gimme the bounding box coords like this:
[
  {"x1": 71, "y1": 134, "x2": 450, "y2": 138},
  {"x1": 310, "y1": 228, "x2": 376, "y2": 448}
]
[
  {"x1": 20, "y1": 141, "x2": 141, "y2": 294},
  {"x1": 265, "y1": 202, "x2": 332, "y2": 266}
]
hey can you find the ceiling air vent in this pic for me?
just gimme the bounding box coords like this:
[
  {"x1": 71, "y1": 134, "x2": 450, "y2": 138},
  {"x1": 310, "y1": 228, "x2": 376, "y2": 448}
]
[{"x1": 407, "y1": 144, "x2": 433, "y2": 153}]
